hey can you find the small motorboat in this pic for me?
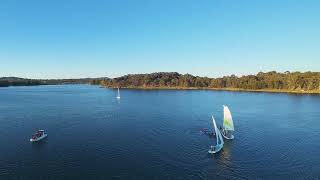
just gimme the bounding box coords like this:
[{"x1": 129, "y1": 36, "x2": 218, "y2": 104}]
[{"x1": 30, "y1": 130, "x2": 47, "y2": 142}]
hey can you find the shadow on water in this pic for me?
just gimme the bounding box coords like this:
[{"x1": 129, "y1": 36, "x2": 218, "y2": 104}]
[
  {"x1": 31, "y1": 138, "x2": 48, "y2": 150},
  {"x1": 116, "y1": 98, "x2": 120, "y2": 104},
  {"x1": 207, "y1": 141, "x2": 232, "y2": 159},
  {"x1": 201, "y1": 132, "x2": 216, "y2": 139},
  {"x1": 207, "y1": 151, "x2": 223, "y2": 158}
]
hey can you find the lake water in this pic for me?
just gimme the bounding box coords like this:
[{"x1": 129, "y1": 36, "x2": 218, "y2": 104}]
[{"x1": 0, "y1": 85, "x2": 319, "y2": 179}]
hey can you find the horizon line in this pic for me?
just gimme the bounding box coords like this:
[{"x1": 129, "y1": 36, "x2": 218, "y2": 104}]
[{"x1": 1, "y1": 70, "x2": 318, "y2": 80}]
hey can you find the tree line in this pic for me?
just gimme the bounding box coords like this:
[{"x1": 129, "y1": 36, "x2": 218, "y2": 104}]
[
  {"x1": 97, "y1": 71, "x2": 320, "y2": 92},
  {"x1": 2, "y1": 72, "x2": 319, "y2": 92},
  {"x1": 0, "y1": 77, "x2": 101, "y2": 87}
]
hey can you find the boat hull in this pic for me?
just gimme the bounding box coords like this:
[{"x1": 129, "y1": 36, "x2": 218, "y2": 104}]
[
  {"x1": 221, "y1": 130, "x2": 234, "y2": 140},
  {"x1": 222, "y1": 133, "x2": 234, "y2": 140},
  {"x1": 208, "y1": 145, "x2": 223, "y2": 154},
  {"x1": 30, "y1": 134, "x2": 47, "y2": 142}
]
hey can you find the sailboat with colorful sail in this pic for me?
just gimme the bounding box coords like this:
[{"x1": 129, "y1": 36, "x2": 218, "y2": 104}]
[
  {"x1": 221, "y1": 105, "x2": 234, "y2": 140},
  {"x1": 208, "y1": 116, "x2": 224, "y2": 154}
]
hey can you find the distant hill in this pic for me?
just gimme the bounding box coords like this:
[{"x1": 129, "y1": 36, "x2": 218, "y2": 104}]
[
  {"x1": 0, "y1": 77, "x2": 107, "y2": 87},
  {"x1": 100, "y1": 71, "x2": 320, "y2": 93},
  {"x1": 0, "y1": 77, "x2": 27, "y2": 81},
  {"x1": 41, "y1": 78, "x2": 107, "y2": 85},
  {"x1": 0, "y1": 77, "x2": 43, "y2": 87}
]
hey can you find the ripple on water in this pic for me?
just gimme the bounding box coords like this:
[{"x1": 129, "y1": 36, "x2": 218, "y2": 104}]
[{"x1": 1, "y1": 86, "x2": 320, "y2": 179}]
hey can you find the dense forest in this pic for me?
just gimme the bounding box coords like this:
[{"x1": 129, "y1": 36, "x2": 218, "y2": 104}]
[
  {"x1": 97, "y1": 71, "x2": 320, "y2": 93},
  {"x1": 0, "y1": 77, "x2": 102, "y2": 87},
  {"x1": 2, "y1": 72, "x2": 320, "y2": 93}
]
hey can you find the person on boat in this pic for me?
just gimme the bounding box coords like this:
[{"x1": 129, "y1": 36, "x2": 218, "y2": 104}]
[
  {"x1": 201, "y1": 128, "x2": 210, "y2": 135},
  {"x1": 34, "y1": 130, "x2": 43, "y2": 138}
]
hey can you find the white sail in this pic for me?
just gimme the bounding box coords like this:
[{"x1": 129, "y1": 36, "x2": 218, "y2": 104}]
[
  {"x1": 116, "y1": 88, "x2": 120, "y2": 99},
  {"x1": 212, "y1": 116, "x2": 219, "y2": 145},
  {"x1": 217, "y1": 126, "x2": 224, "y2": 145},
  {"x1": 223, "y1": 105, "x2": 234, "y2": 131},
  {"x1": 208, "y1": 116, "x2": 224, "y2": 153},
  {"x1": 212, "y1": 116, "x2": 224, "y2": 145}
]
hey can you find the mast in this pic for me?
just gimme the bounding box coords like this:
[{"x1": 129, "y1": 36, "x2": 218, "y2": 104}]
[{"x1": 212, "y1": 116, "x2": 219, "y2": 145}]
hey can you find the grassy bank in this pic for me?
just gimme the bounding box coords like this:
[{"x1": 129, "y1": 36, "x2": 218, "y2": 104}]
[{"x1": 104, "y1": 86, "x2": 320, "y2": 94}]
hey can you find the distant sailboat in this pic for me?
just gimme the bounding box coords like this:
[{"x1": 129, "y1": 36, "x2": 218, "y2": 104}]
[
  {"x1": 116, "y1": 87, "x2": 121, "y2": 99},
  {"x1": 221, "y1": 105, "x2": 235, "y2": 140},
  {"x1": 208, "y1": 116, "x2": 224, "y2": 153}
]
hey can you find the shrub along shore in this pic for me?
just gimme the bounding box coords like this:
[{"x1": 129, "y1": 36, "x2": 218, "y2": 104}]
[{"x1": 96, "y1": 71, "x2": 320, "y2": 94}]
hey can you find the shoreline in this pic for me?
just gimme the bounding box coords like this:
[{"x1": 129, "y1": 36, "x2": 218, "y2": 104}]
[
  {"x1": 103, "y1": 86, "x2": 320, "y2": 95},
  {"x1": 2, "y1": 84, "x2": 319, "y2": 95}
]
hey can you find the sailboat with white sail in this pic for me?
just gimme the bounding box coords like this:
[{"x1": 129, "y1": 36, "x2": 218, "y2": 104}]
[
  {"x1": 208, "y1": 116, "x2": 224, "y2": 154},
  {"x1": 116, "y1": 87, "x2": 121, "y2": 99},
  {"x1": 221, "y1": 105, "x2": 234, "y2": 140}
]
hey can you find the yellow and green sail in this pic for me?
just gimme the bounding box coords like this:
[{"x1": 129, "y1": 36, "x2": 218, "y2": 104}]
[{"x1": 223, "y1": 105, "x2": 234, "y2": 131}]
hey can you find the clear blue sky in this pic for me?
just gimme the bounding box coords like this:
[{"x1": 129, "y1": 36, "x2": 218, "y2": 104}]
[{"x1": 0, "y1": 0, "x2": 319, "y2": 79}]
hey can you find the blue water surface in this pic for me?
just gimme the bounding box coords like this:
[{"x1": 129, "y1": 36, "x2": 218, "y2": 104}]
[{"x1": 0, "y1": 85, "x2": 319, "y2": 179}]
